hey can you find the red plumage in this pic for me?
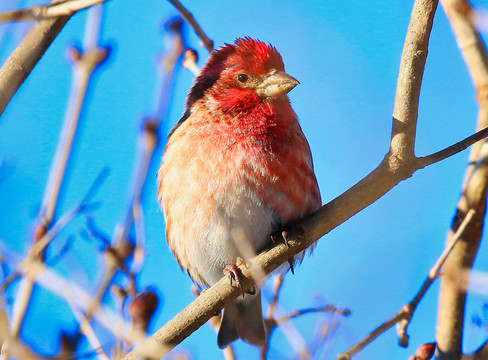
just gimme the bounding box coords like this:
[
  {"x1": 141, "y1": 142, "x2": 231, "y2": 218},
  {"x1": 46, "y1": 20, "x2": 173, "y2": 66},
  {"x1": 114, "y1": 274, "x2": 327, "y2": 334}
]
[{"x1": 157, "y1": 38, "x2": 321, "y2": 348}]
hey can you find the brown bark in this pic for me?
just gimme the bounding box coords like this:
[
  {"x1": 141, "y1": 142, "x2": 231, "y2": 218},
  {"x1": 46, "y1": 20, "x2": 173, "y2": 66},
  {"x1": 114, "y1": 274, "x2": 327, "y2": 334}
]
[
  {"x1": 0, "y1": 11, "x2": 71, "y2": 117},
  {"x1": 437, "y1": 1, "x2": 488, "y2": 358}
]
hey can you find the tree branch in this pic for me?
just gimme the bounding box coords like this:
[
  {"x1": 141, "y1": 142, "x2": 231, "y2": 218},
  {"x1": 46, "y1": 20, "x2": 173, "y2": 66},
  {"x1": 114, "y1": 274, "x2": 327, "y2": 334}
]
[
  {"x1": 167, "y1": 0, "x2": 214, "y2": 52},
  {"x1": 0, "y1": 0, "x2": 71, "y2": 117},
  {"x1": 335, "y1": 210, "x2": 474, "y2": 360},
  {"x1": 5, "y1": 177, "x2": 104, "y2": 349},
  {"x1": 437, "y1": 0, "x2": 488, "y2": 358},
  {"x1": 8, "y1": 14, "x2": 108, "y2": 341},
  {"x1": 121, "y1": 94, "x2": 487, "y2": 355},
  {"x1": 61, "y1": 17, "x2": 185, "y2": 356},
  {"x1": 417, "y1": 127, "x2": 488, "y2": 167},
  {"x1": 390, "y1": 0, "x2": 438, "y2": 163},
  {"x1": 0, "y1": 0, "x2": 105, "y2": 24},
  {"x1": 115, "y1": 1, "x2": 486, "y2": 359}
]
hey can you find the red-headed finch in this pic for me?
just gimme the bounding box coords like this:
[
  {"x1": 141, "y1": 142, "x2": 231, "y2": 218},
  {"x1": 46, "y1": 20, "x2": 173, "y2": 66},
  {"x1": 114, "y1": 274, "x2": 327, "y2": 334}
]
[{"x1": 157, "y1": 37, "x2": 321, "y2": 348}]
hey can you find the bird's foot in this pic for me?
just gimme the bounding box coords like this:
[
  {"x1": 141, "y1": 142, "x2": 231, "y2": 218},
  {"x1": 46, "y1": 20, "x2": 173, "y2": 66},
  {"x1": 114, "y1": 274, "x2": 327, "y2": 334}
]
[
  {"x1": 224, "y1": 262, "x2": 245, "y2": 298},
  {"x1": 223, "y1": 257, "x2": 256, "y2": 298},
  {"x1": 271, "y1": 230, "x2": 291, "y2": 248},
  {"x1": 270, "y1": 227, "x2": 297, "y2": 275}
]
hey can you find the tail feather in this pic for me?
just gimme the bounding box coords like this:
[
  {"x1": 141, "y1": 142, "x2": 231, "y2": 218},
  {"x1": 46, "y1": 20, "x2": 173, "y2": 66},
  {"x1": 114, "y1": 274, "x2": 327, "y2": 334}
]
[{"x1": 217, "y1": 293, "x2": 267, "y2": 348}]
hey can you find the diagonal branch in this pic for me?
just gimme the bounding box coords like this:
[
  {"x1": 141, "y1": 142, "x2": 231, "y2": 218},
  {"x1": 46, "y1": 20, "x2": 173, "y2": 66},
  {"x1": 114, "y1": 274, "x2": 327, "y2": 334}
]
[
  {"x1": 119, "y1": 94, "x2": 488, "y2": 358},
  {"x1": 167, "y1": 0, "x2": 214, "y2": 52},
  {"x1": 6, "y1": 169, "x2": 106, "y2": 341},
  {"x1": 417, "y1": 127, "x2": 488, "y2": 167},
  {"x1": 117, "y1": 1, "x2": 488, "y2": 359},
  {"x1": 335, "y1": 209, "x2": 475, "y2": 360},
  {"x1": 0, "y1": 0, "x2": 75, "y2": 117}
]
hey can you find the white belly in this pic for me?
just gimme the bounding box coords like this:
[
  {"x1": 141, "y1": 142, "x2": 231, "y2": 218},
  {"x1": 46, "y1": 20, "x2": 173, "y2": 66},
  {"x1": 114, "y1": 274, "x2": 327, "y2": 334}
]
[{"x1": 189, "y1": 187, "x2": 280, "y2": 286}]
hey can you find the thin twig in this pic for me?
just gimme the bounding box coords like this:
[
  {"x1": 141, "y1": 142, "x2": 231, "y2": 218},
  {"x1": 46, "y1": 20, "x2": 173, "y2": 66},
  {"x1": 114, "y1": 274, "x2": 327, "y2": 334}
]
[
  {"x1": 167, "y1": 0, "x2": 214, "y2": 52},
  {"x1": 9, "y1": 173, "x2": 105, "y2": 339},
  {"x1": 310, "y1": 313, "x2": 343, "y2": 360},
  {"x1": 64, "y1": 17, "x2": 185, "y2": 356},
  {"x1": 8, "y1": 5, "x2": 109, "y2": 341},
  {"x1": 113, "y1": 17, "x2": 183, "y2": 248},
  {"x1": 261, "y1": 275, "x2": 283, "y2": 360},
  {"x1": 7, "y1": 185, "x2": 103, "y2": 338},
  {"x1": 335, "y1": 209, "x2": 475, "y2": 360},
  {"x1": 64, "y1": 291, "x2": 111, "y2": 360},
  {"x1": 39, "y1": 45, "x2": 109, "y2": 228},
  {"x1": 262, "y1": 304, "x2": 350, "y2": 359},
  {"x1": 0, "y1": 0, "x2": 105, "y2": 24},
  {"x1": 417, "y1": 127, "x2": 488, "y2": 167},
  {"x1": 27, "y1": 201, "x2": 98, "y2": 261},
  {"x1": 275, "y1": 305, "x2": 351, "y2": 325},
  {"x1": 28, "y1": 168, "x2": 108, "y2": 259}
]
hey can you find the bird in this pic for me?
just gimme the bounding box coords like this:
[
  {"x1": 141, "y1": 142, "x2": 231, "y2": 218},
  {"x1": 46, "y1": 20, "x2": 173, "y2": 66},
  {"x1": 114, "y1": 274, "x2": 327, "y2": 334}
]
[{"x1": 157, "y1": 37, "x2": 321, "y2": 348}]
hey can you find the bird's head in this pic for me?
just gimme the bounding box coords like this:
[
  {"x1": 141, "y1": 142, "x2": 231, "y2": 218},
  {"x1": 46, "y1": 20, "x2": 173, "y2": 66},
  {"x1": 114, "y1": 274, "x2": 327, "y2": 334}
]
[{"x1": 186, "y1": 37, "x2": 299, "y2": 113}]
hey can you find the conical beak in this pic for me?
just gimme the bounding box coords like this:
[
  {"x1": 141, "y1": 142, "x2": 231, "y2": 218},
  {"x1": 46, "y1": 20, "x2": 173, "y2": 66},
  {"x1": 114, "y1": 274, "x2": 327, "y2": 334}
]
[{"x1": 257, "y1": 70, "x2": 299, "y2": 98}]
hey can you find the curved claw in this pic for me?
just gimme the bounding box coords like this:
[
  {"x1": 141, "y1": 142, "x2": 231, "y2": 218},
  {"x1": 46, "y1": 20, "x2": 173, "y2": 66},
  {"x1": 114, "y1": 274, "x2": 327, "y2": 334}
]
[
  {"x1": 270, "y1": 230, "x2": 291, "y2": 248},
  {"x1": 223, "y1": 264, "x2": 245, "y2": 298},
  {"x1": 281, "y1": 230, "x2": 290, "y2": 248},
  {"x1": 288, "y1": 259, "x2": 295, "y2": 275}
]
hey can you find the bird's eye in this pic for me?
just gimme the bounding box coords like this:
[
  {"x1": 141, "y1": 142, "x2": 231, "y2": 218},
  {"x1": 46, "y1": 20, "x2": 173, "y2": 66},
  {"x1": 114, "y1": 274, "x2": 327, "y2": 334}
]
[{"x1": 237, "y1": 73, "x2": 249, "y2": 83}]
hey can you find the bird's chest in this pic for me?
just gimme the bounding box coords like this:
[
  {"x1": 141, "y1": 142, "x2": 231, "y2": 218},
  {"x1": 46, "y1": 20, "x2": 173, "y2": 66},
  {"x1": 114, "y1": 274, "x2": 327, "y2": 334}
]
[{"x1": 200, "y1": 124, "x2": 283, "y2": 195}]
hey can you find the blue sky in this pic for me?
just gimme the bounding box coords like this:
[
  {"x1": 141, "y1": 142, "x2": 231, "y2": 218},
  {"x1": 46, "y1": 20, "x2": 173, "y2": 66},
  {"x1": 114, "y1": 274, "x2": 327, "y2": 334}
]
[{"x1": 0, "y1": 0, "x2": 487, "y2": 359}]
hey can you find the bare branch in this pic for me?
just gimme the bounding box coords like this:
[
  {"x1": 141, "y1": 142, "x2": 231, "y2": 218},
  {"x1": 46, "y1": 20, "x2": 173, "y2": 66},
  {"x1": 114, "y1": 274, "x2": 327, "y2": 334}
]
[
  {"x1": 113, "y1": 17, "x2": 183, "y2": 248},
  {"x1": 261, "y1": 273, "x2": 349, "y2": 360},
  {"x1": 274, "y1": 305, "x2": 351, "y2": 326},
  {"x1": 192, "y1": 287, "x2": 236, "y2": 360},
  {"x1": 27, "y1": 168, "x2": 108, "y2": 259},
  {"x1": 117, "y1": 1, "x2": 488, "y2": 358},
  {"x1": 64, "y1": 291, "x2": 111, "y2": 360},
  {"x1": 417, "y1": 127, "x2": 488, "y2": 167},
  {"x1": 335, "y1": 210, "x2": 474, "y2": 360},
  {"x1": 7, "y1": 172, "x2": 105, "y2": 338},
  {"x1": 9, "y1": 196, "x2": 102, "y2": 339},
  {"x1": 167, "y1": 0, "x2": 214, "y2": 52},
  {"x1": 0, "y1": 0, "x2": 71, "y2": 117},
  {"x1": 39, "y1": 44, "x2": 109, "y2": 227},
  {"x1": 437, "y1": 0, "x2": 488, "y2": 358},
  {"x1": 260, "y1": 275, "x2": 283, "y2": 360},
  {"x1": 0, "y1": 0, "x2": 105, "y2": 24},
  {"x1": 390, "y1": 0, "x2": 438, "y2": 163},
  {"x1": 60, "y1": 17, "x2": 186, "y2": 356},
  {"x1": 8, "y1": 6, "x2": 109, "y2": 341},
  {"x1": 266, "y1": 274, "x2": 284, "y2": 320}
]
